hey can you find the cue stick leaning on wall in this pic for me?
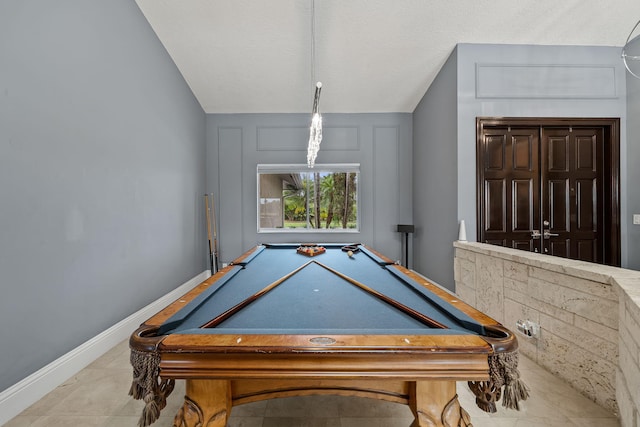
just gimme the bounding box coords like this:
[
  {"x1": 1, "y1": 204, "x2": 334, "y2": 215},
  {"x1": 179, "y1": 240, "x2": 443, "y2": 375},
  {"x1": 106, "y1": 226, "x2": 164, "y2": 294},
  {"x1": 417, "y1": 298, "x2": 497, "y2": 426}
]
[
  {"x1": 204, "y1": 194, "x2": 214, "y2": 273},
  {"x1": 210, "y1": 193, "x2": 220, "y2": 273}
]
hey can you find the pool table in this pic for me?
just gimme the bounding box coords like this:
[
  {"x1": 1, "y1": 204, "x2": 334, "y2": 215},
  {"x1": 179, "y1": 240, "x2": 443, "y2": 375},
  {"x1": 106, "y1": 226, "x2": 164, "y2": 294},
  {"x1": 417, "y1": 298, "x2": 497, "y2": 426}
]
[{"x1": 129, "y1": 243, "x2": 526, "y2": 427}]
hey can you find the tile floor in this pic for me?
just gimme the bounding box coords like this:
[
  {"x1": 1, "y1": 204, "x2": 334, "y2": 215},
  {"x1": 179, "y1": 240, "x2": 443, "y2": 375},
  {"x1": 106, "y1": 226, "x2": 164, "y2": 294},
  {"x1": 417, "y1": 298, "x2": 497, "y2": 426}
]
[{"x1": 5, "y1": 339, "x2": 620, "y2": 426}]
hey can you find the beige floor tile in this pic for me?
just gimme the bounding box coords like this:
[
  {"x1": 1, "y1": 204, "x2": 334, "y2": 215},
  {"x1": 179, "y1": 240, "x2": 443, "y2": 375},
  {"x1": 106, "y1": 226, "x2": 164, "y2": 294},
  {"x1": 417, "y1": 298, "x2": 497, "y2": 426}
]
[
  {"x1": 102, "y1": 415, "x2": 146, "y2": 427},
  {"x1": 264, "y1": 395, "x2": 341, "y2": 418},
  {"x1": 30, "y1": 415, "x2": 108, "y2": 427},
  {"x1": 507, "y1": 420, "x2": 582, "y2": 427},
  {"x1": 261, "y1": 418, "x2": 342, "y2": 427},
  {"x1": 46, "y1": 374, "x2": 132, "y2": 416},
  {"x1": 229, "y1": 399, "x2": 268, "y2": 417},
  {"x1": 335, "y1": 395, "x2": 412, "y2": 418},
  {"x1": 2, "y1": 415, "x2": 41, "y2": 427},
  {"x1": 4, "y1": 340, "x2": 621, "y2": 427},
  {"x1": 568, "y1": 418, "x2": 622, "y2": 427},
  {"x1": 20, "y1": 381, "x2": 83, "y2": 416},
  {"x1": 227, "y1": 417, "x2": 264, "y2": 427},
  {"x1": 87, "y1": 340, "x2": 131, "y2": 370},
  {"x1": 466, "y1": 420, "x2": 518, "y2": 427},
  {"x1": 339, "y1": 417, "x2": 415, "y2": 426}
]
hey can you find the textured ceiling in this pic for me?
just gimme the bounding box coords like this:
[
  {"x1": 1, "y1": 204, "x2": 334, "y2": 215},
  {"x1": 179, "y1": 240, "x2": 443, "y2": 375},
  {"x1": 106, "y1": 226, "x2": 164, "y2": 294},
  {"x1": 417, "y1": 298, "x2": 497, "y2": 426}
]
[{"x1": 135, "y1": 0, "x2": 640, "y2": 113}]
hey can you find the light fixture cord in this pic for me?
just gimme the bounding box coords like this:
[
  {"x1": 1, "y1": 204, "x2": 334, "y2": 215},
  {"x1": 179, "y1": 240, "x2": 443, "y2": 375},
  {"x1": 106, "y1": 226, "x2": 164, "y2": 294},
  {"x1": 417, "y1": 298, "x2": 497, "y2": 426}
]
[{"x1": 311, "y1": 0, "x2": 317, "y2": 90}]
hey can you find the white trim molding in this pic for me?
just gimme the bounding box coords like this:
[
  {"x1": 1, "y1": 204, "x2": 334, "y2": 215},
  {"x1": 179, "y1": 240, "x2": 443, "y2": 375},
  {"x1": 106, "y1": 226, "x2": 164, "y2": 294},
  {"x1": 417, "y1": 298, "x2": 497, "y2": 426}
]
[{"x1": 0, "y1": 270, "x2": 210, "y2": 426}]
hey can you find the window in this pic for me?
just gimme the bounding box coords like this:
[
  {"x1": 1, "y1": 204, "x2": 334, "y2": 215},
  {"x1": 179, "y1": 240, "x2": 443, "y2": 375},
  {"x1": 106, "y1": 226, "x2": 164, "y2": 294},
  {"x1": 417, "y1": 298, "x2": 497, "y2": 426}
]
[{"x1": 258, "y1": 164, "x2": 359, "y2": 232}]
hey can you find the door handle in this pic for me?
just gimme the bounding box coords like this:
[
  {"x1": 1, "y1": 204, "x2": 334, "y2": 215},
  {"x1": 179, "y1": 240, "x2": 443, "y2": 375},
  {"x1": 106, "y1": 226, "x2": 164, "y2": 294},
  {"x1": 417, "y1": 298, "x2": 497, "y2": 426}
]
[
  {"x1": 531, "y1": 230, "x2": 542, "y2": 239},
  {"x1": 544, "y1": 230, "x2": 559, "y2": 238}
]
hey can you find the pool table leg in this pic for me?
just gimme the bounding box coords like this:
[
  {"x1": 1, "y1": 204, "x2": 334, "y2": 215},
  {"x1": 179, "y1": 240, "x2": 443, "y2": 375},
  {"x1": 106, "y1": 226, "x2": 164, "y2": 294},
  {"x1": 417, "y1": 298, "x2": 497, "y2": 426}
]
[
  {"x1": 173, "y1": 379, "x2": 231, "y2": 427},
  {"x1": 409, "y1": 381, "x2": 472, "y2": 427}
]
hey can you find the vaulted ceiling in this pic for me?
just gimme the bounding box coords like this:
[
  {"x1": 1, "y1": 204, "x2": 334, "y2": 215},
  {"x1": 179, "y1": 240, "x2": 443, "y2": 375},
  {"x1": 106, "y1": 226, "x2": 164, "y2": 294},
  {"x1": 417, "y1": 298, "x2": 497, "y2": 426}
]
[{"x1": 135, "y1": 0, "x2": 640, "y2": 113}]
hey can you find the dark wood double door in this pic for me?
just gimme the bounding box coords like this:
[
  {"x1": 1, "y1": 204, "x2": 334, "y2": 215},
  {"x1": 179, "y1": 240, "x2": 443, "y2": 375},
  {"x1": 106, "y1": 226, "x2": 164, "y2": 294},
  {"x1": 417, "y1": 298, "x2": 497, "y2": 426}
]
[{"x1": 477, "y1": 118, "x2": 620, "y2": 266}]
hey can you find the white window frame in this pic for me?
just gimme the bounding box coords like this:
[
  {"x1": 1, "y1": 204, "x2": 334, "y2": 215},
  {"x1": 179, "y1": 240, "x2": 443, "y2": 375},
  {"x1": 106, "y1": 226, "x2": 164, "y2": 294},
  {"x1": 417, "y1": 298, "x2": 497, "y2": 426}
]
[{"x1": 257, "y1": 163, "x2": 360, "y2": 233}]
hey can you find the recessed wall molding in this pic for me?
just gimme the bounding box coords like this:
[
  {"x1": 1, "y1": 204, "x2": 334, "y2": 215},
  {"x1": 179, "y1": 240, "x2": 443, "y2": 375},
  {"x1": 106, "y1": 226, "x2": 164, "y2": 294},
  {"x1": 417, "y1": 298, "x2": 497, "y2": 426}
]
[
  {"x1": 372, "y1": 126, "x2": 400, "y2": 250},
  {"x1": 257, "y1": 125, "x2": 360, "y2": 151},
  {"x1": 475, "y1": 63, "x2": 618, "y2": 99},
  {"x1": 218, "y1": 127, "x2": 244, "y2": 261}
]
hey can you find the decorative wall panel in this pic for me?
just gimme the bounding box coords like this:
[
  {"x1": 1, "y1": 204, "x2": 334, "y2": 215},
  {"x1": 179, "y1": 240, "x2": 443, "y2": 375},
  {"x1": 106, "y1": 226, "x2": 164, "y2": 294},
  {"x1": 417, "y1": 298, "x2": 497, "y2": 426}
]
[
  {"x1": 476, "y1": 64, "x2": 617, "y2": 99},
  {"x1": 257, "y1": 126, "x2": 359, "y2": 151}
]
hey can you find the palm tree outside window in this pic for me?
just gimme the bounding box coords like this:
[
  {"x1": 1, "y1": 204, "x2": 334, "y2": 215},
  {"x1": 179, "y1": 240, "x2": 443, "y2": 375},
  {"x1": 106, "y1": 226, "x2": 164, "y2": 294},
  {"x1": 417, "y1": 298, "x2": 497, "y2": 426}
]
[{"x1": 257, "y1": 164, "x2": 359, "y2": 232}]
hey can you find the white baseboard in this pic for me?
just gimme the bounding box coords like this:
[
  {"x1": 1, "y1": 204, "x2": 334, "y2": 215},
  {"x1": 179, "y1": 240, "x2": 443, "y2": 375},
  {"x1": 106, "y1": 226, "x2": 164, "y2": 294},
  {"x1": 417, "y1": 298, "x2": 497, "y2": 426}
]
[{"x1": 0, "y1": 270, "x2": 210, "y2": 426}]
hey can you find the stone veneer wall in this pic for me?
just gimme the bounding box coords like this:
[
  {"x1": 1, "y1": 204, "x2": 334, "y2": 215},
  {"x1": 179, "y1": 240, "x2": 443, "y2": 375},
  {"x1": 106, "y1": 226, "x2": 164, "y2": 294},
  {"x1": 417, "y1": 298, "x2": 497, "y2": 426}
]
[
  {"x1": 617, "y1": 276, "x2": 640, "y2": 427},
  {"x1": 453, "y1": 241, "x2": 640, "y2": 426}
]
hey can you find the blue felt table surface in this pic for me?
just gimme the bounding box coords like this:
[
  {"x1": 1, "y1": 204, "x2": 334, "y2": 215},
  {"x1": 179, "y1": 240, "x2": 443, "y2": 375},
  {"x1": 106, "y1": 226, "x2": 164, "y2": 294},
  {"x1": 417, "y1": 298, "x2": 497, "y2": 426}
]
[{"x1": 158, "y1": 244, "x2": 484, "y2": 336}]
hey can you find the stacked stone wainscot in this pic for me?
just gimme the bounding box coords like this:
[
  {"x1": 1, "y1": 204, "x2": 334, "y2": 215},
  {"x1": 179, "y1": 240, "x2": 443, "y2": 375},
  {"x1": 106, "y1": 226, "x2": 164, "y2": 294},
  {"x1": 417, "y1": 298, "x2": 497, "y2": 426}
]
[{"x1": 454, "y1": 241, "x2": 640, "y2": 427}]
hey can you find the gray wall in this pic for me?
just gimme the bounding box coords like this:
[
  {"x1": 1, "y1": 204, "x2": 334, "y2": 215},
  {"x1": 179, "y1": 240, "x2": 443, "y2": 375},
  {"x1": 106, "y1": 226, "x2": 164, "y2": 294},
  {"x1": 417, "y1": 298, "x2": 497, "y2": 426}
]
[
  {"x1": 627, "y1": 57, "x2": 640, "y2": 270},
  {"x1": 0, "y1": 1, "x2": 206, "y2": 391},
  {"x1": 206, "y1": 113, "x2": 413, "y2": 264},
  {"x1": 413, "y1": 43, "x2": 630, "y2": 289},
  {"x1": 412, "y1": 49, "x2": 458, "y2": 289}
]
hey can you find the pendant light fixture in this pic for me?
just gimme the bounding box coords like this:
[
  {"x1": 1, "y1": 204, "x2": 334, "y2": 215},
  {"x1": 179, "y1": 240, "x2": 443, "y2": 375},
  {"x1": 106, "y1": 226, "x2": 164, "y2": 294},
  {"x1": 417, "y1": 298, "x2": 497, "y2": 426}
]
[
  {"x1": 307, "y1": 0, "x2": 322, "y2": 168},
  {"x1": 622, "y1": 19, "x2": 640, "y2": 79}
]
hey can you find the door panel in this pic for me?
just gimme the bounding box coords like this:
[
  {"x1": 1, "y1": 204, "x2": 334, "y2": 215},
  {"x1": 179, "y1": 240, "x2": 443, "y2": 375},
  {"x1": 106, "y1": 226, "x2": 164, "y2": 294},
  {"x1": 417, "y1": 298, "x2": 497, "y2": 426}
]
[
  {"x1": 485, "y1": 179, "x2": 506, "y2": 232},
  {"x1": 577, "y1": 240, "x2": 596, "y2": 261},
  {"x1": 548, "y1": 179, "x2": 569, "y2": 232},
  {"x1": 513, "y1": 179, "x2": 534, "y2": 231},
  {"x1": 477, "y1": 118, "x2": 619, "y2": 266},
  {"x1": 541, "y1": 127, "x2": 604, "y2": 263},
  {"x1": 576, "y1": 179, "x2": 596, "y2": 231},
  {"x1": 479, "y1": 127, "x2": 539, "y2": 250},
  {"x1": 548, "y1": 135, "x2": 568, "y2": 171},
  {"x1": 549, "y1": 239, "x2": 569, "y2": 258}
]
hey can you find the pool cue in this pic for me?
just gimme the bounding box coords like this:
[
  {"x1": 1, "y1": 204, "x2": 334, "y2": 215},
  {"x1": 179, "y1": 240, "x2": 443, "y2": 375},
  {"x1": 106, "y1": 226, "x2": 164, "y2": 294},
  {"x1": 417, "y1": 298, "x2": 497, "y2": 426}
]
[
  {"x1": 314, "y1": 261, "x2": 448, "y2": 329},
  {"x1": 210, "y1": 193, "x2": 220, "y2": 273},
  {"x1": 204, "y1": 194, "x2": 214, "y2": 273},
  {"x1": 201, "y1": 260, "x2": 314, "y2": 328}
]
